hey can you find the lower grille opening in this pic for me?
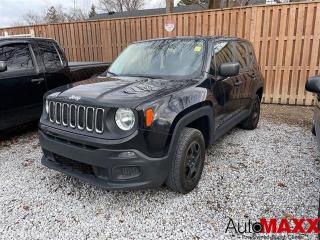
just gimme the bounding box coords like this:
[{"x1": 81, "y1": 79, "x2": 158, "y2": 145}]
[
  {"x1": 43, "y1": 132, "x2": 99, "y2": 150},
  {"x1": 112, "y1": 166, "x2": 141, "y2": 180},
  {"x1": 52, "y1": 154, "x2": 94, "y2": 175}
]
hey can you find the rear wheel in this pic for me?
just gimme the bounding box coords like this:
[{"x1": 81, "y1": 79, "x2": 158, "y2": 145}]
[
  {"x1": 166, "y1": 128, "x2": 205, "y2": 194},
  {"x1": 240, "y1": 95, "x2": 261, "y2": 130}
]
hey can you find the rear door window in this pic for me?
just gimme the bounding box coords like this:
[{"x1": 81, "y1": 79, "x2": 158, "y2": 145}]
[
  {"x1": 0, "y1": 43, "x2": 34, "y2": 72},
  {"x1": 38, "y1": 40, "x2": 63, "y2": 70}
]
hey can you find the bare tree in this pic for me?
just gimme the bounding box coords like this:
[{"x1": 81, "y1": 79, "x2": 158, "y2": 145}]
[
  {"x1": 177, "y1": 0, "x2": 220, "y2": 9},
  {"x1": 89, "y1": 4, "x2": 97, "y2": 18},
  {"x1": 67, "y1": 7, "x2": 88, "y2": 21},
  {"x1": 11, "y1": 21, "x2": 28, "y2": 27},
  {"x1": 98, "y1": 0, "x2": 144, "y2": 13},
  {"x1": 44, "y1": 5, "x2": 67, "y2": 24},
  {"x1": 123, "y1": 0, "x2": 144, "y2": 11},
  {"x1": 177, "y1": 0, "x2": 207, "y2": 6},
  {"x1": 23, "y1": 11, "x2": 44, "y2": 25}
]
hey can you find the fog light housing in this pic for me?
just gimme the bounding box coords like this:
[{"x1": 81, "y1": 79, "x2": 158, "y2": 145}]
[
  {"x1": 112, "y1": 166, "x2": 141, "y2": 180},
  {"x1": 118, "y1": 151, "x2": 136, "y2": 159}
]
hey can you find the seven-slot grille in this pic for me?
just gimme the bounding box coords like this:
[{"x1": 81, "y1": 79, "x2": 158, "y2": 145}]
[{"x1": 48, "y1": 101, "x2": 105, "y2": 134}]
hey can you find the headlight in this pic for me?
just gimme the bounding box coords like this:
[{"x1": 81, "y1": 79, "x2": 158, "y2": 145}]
[
  {"x1": 45, "y1": 100, "x2": 49, "y2": 114},
  {"x1": 115, "y1": 108, "x2": 135, "y2": 131}
]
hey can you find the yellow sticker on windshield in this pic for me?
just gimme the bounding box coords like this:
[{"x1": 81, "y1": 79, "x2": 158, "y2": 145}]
[{"x1": 194, "y1": 46, "x2": 202, "y2": 52}]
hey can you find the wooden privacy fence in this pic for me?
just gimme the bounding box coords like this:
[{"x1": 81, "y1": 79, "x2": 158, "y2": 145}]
[{"x1": 1, "y1": 1, "x2": 320, "y2": 105}]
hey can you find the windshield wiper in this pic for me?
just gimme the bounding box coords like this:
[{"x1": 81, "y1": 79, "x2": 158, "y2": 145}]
[
  {"x1": 127, "y1": 74, "x2": 163, "y2": 79},
  {"x1": 106, "y1": 70, "x2": 117, "y2": 76}
]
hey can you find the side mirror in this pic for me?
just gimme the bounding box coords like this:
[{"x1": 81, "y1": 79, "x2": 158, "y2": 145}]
[
  {"x1": 305, "y1": 76, "x2": 320, "y2": 93},
  {"x1": 0, "y1": 61, "x2": 7, "y2": 72},
  {"x1": 219, "y1": 62, "x2": 240, "y2": 77}
]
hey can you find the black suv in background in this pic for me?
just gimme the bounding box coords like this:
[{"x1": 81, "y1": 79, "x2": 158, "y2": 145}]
[
  {"x1": 39, "y1": 36, "x2": 263, "y2": 193},
  {"x1": 0, "y1": 37, "x2": 109, "y2": 131}
]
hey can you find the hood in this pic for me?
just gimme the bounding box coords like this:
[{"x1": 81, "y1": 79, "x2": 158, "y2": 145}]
[{"x1": 49, "y1": 76, "x2": 196, "y2": 108}]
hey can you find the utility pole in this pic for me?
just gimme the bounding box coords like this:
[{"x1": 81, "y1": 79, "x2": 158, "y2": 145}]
[
  {"x1": 208, "y1": 0, "x2": 221, "y2": 9},
  {"x1": 166, "y1": 0, "x2": 174, "y2": 14}
]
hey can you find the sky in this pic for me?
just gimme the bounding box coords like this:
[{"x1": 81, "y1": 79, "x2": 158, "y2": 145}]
[{"x1": 0, "y1": 0, "x2": 178, "y2": 28}]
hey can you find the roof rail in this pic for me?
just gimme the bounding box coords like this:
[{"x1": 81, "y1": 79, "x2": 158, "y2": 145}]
[{"x1": 0, "y1": 29, "x2": 35, "y2": 39}]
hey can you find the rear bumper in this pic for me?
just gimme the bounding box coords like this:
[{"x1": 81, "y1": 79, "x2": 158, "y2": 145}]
[{"x1": 39, "y1": 129, "x2": 171, "y2": 190}]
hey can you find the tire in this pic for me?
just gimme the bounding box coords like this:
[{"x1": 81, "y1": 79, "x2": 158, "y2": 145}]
[
  {"x1": 240, "y1": 94, "x2": 261, "y2": 130},
  {"x1": 312, "y1": 124, "x2": 316, "y2": 136},
  {"x1": 166, "y1": 127, "x2": 205, "y2": 194},
  {"x1": 312, "y1": 115, "x2": 316, "y2": 136}
]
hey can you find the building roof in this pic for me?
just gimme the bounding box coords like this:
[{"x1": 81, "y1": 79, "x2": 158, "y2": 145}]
[
  {"x1": 91, "y1": 2, "x2": 267, "y2": 20},
  {"x1": 90, "y1": 5, "x2": 207, "y2": 20}
]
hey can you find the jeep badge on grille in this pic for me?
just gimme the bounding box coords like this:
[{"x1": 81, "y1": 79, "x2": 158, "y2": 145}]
[{"x1": 69, "y1": 95, "x2": 81, "y2": 101}]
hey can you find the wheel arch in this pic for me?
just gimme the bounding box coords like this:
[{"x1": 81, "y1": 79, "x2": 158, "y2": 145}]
[
  {"x1": 168, "y1": 103, "x2": 214, "y2": 153},
  {"x1": 256, "y1": 87, "x2": 263, "y2": 102}
]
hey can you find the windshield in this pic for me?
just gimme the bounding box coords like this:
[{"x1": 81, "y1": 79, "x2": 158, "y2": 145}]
[{"x1": 108, "y1": 39, "x2": 206, "y2": 79}]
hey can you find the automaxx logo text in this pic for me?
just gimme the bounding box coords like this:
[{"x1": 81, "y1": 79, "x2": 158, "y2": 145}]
[{"x1": 225, "y1": 217, "x2": 320, "y2": 235}]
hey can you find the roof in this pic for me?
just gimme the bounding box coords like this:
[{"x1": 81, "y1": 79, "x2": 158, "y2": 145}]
[
  {"x1": 91, "y1": 5, "x2": 207, "y2": 20},
  {"x1": 0, "y1": 37, "x2": 56, "y2": 46}
]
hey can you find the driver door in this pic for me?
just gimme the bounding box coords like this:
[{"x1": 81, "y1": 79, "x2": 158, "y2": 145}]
[{"x1": 211, "y1": 40, "x2": 241, "y2": 124}]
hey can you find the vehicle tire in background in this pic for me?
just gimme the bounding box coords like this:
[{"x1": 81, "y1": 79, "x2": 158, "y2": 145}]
[
  {"x1": 166, "y1": 128, "x2": 205, "y2": 194},
  {"x1": 318, "y1": 196, "x2": 320, "y2": 240},
  {"x1": 312, "y1": 115, "x2": 316, "y2": 136},
  {"x1": 240, "y1": 94, "x2": 261, "y2": 130}
]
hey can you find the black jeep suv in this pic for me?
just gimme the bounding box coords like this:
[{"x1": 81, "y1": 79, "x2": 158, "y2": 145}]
[{"x1": 39, "y1": 36, "x2": 263, "y2": 193}]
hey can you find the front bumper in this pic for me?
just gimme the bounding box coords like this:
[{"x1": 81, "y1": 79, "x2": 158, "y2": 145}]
[{"x1": 39, "y1": 129, "x2": 171, "y2": 190}]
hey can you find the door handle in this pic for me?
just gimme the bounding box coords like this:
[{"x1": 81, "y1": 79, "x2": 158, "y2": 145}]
[
  {"x1": 234, "y1": 81, "x2": 242, "y2": 86},
  {"x1": 31, "y1": 78, "x2": 45, "y2": 84}
]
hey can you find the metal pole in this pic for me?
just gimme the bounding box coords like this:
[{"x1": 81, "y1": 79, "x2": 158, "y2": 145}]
[{"x1": 166, "y1": 0, "x2": 174, "y2": 14}]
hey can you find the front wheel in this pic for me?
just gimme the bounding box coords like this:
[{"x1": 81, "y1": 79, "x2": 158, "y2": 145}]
[
  {"x1": 240, "y1": 95, "x2": 261, "y2": 130},
  {"x1": 166, "y1": 128, "x2": 205, "y2": 194}
]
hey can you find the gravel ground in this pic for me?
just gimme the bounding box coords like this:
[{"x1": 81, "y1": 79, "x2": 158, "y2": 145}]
[{"x1": 0, "y1": 105, "x2": 319, "y2": 239}]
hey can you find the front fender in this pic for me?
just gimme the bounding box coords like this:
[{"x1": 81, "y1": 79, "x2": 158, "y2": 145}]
[{"x1": 137, "y1": 85, "x2": 210, "y2": 134}]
